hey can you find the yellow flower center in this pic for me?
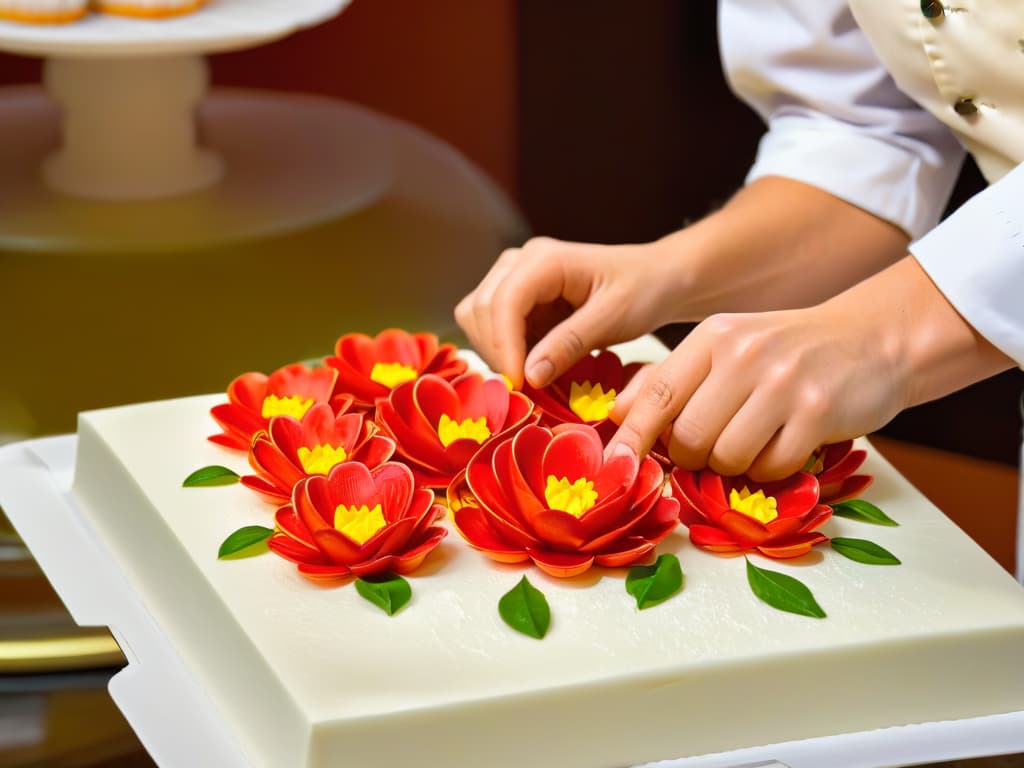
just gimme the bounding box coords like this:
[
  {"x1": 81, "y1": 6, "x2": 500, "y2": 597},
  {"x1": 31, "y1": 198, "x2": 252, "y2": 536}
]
[
  {"x1": 544, "y1": 475, "x2": 599, "y2": 519},
  {"x1": 370, "y1": 362, "x2": 419, "y2": 388},
  {"x1": 333, "y1": 503, "x2": 386, "y2": 545},
  {"x1": 437, "y1": 414, "x2": 491, "y2": 448},
  {"x1": 568, "y1": 380, "x2": 616, "y2": 422},
  {"x1": 296, "y1": 444, "x2": 349, "y2": 475},
  {"x1": 728, "y1": 486, "x2": 779, "y2": 524},
  {"x1": 262, "y1": 394, "x2": 315, "y2": 420}
]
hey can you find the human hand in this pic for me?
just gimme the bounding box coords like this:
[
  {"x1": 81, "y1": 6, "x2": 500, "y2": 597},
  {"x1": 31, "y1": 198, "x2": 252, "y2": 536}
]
[
  {"x1": 454, "y1": 236, "x2": 683, "y2": 389},
  {"x1": 609, "y1": 257, "x2": 1013, "y2": 480}
]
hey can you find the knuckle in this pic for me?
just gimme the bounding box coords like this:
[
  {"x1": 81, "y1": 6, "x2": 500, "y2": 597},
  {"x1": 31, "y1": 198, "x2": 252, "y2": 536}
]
[
  {"x1": 641, "y1": 375, "x2": 676, "y2": 412},
  {"x1": 558, "y1": 327, "x2": 587, "y2": 362},
  {"x1": 708, "y1": 444, "x2": 749, "y2": 477},
  {"x1": 701, "y1": 313, "x2": 734, "y2": 340}
]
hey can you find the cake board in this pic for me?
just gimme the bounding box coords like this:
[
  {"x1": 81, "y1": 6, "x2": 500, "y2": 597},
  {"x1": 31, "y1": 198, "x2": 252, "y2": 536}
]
[{"x1": 2, "y1": 434, "x2": 1023, "y2": 768}]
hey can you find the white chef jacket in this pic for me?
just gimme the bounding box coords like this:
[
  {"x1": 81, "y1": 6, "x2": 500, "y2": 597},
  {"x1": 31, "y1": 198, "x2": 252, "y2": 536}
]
[
  {"x1": 719, "y1": 0, "x2": 1024, "y2": 367},
  {"x1": 719, "y1": 0, "x2": 1024, "y2": 581}
]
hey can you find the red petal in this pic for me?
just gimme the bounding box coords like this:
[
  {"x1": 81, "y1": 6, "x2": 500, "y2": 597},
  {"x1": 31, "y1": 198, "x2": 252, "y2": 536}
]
[
  {"x1": 756, "y1": 532, "x2": 827, "y2": 559},
  {"x1": 296, "y1": 562, "x2": 353, "y2": 580},
  {"x1": 542, "y1": 426, "x2": 604, "y2": 482},
  {"x1": 453, "y1": 506, "x2": 531, "y2": 558},
  {"x1": 274, "y1": 505, "x2": 314, "y2": 544},
  {"x1": 268, "y1": 532, "x2": 325, "y2": 564},
  {"x1": 718, "y1": 510, "x2": 772, "y2": 548},
  {"x1": 760, "y1": 473, "x2": 820, "y2": 519},
  {"x1": 312, "y1": 527, "x2": 369, "y2": 564},
  {"x1": 390, "y1": 527, "x2": 448, "y2": 574},
  {"x1": 374, "y1": 328, "x2": 423, "y2": 368},
  {"x1": 797, "y1": 504, "x2": 833, "y2": 534},
  {"x1": 324, "y1": 462, "x2": 378, "y2": 508},
  {"x1": 511, "y1": 425, "x2": 553, "y2": 501},
  {"x1": 531, "y1": 510, "x2": 589, "y2": 550},
  {"x1": 688, "y1": 524, "x2": 744, "y2": 553},
  {"x1": 295, "y1": 477, "x2": 332, "y2": 534},
  {"x1": 821, "y1": 475, "x2": 872, "y2": 504},
  {"x1": 594, "y1": 537, "x2": 655, "y2": 568},
  {"x1": 528, "y1": 548, "x2": 595, "y2": 578},
  {"x1": 669, "y1": 470, "x2": 712, "y2": 528},
  {"x1": 240, "y1": 474, "x2": 289, "y2": 503},
  {"x1": 227, "y1": 372, "x2": 268, "y2": 411},
  {"x1": 412, "y1": 375, "x2": 462, "y2": 430},
  {"x1": 250, "y1": 435, "x2": 304, "y2": 490}
]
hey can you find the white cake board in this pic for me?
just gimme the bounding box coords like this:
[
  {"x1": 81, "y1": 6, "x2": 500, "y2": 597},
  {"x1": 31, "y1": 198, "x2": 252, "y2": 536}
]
[{"x1": 1, "y1": 436, "x2": 1022, "y2": 768}]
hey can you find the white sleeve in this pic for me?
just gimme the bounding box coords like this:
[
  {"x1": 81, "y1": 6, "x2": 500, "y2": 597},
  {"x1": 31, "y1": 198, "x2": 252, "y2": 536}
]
[
  {"x1": 910, "y1": 163, "x2": 1024, "y2": 367},
  {"x1": 719, "y1": 0, "x2": 965, "y2": 239}
]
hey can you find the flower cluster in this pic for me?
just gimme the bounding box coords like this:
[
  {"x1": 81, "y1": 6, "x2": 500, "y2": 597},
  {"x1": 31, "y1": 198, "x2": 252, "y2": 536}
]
[{"x1": 208, "y1": 335, "x2": 875, "y2": 582}]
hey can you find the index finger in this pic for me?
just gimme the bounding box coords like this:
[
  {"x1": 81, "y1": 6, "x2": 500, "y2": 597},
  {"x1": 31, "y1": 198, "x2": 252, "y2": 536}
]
[{"x1": 607, "y1": 342, "x2": 711, "y2": 460}]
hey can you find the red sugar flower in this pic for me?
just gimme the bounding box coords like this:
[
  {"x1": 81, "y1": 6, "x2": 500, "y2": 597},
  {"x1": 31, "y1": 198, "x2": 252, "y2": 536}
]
[
  {"x1": 268, "y1": 462, "x2": 447, "y2": 580},
  {"x1": 209, "y1": 363, "x2": 340, "y2": 451},
  {"x1": 806, "y1": 440, "x2": 872, "y2": 504},
  {"x1": 670, "y1": 469, "x2": 831, "y2": 559},
  {"x1": 375, "y1": 372, "x2": 536, "y2": 488},
  {"x1": 325, "y1": 329, "x2": 467, "y2": 408},
  {"x1": 449, "y1": 423, "x2": 679, "y2": 578},
  {"x1": 241, "y1": 403, "x2": 396, "y2": 503},
  {"x1": 523, "y1": 350, "x2": 643, "y2": 442}
]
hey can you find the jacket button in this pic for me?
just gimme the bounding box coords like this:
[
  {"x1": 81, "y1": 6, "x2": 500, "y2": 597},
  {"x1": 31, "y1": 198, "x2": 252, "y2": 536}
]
[
  {"x1": 954, "y1": 97, "x2": 978, "y2": 116},
  {"x1": 921, "y1": 0, "x2": 944, "y2": 19}
]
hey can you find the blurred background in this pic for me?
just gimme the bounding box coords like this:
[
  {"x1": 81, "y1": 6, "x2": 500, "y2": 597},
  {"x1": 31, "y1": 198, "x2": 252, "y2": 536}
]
[{"x1": 0, "y1": 1, "x2": 1019, "y2": 765}]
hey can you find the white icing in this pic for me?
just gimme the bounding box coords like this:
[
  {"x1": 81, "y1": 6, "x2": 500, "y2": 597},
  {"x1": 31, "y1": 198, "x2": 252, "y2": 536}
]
[{"x1": 72, "y1": 394, "x2": 1024, "y2": 768}]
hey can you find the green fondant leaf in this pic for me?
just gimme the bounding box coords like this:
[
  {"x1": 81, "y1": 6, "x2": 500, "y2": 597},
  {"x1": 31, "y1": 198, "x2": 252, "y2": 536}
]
[
  {"x1": 355, "y1": 575, "x2": 412, "y2": 616},
  {"x1": 830, "y1": 537, "x2": 901, "y2": 565},
  {"x1": 831, "y1": 499, "x2": 898, "y2": 526},
  {"x1": 217, "y1": 526, "x2": 272, "y2": 559},
  {"x1": 498, "y1": 576, "x2": 550, "y2": 639},
  {"x1": 184, "y1": 465, "x2": 240, "y2": 487},
  {"x1": 746, "y1": 558, "x2": 826, "y2": 619},
  {"x1": 625, "y1": 554, "x2": 684, "y2": 610}
]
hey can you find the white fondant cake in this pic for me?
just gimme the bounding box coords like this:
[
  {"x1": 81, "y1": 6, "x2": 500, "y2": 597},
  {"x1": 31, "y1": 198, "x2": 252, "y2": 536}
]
[{"x1": 70, "y1": 391, "x2": 1024, "y2": 768}]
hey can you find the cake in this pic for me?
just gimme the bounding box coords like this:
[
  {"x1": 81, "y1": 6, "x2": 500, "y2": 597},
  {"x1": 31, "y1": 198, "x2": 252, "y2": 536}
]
[
  {"x1": 54, "y1": 331, "x2": 1024, "y2": 767},
  {"x1": 93, "y1": 0, "x2": 205, "y2": 17},
  {"x1": 0, "y1": 0, "x2": 87, "y2": 23}
]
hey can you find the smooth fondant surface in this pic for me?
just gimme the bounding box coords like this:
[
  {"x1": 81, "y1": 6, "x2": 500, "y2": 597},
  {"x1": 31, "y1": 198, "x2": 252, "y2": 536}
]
[{"x1": 71, "y1": 391, "x2": 1024, "y2": 768}]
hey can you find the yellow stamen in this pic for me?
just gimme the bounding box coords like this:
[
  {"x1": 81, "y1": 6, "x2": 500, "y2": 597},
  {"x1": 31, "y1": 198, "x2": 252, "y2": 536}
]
[
  {"x1": 370, "y1": 362, "x2": 418, "y2": 388},
  {"x1": 728, "y1": 486, "x2": 778, "y2": 524},
  {"x1": 333, "y1": 503, "x2": 386, "y2": 545},
  {"x1": 437, "y1": 414, "x2": 491, "y2": 448},
  {"x1": 568, "y1": 380, "x2": 616, "y2": 422},
  {"x1": 262, "y1": 394, "x2": 314, "y2": 420},
  {"x1": 544, "y1": 475, "x2": 599, "y2": 519},
  {"x1": 297, "y1": 444, "x2": 349, "y2": 475}
]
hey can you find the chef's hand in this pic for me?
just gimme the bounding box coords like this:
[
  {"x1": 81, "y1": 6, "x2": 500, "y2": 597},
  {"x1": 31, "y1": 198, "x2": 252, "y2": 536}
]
[
  {"x1": 454, "y1": 236, "x2": 683, "y2": 389},
  {"x1": 609, "y1": 256, "x2": 1013, "y2": 480}
]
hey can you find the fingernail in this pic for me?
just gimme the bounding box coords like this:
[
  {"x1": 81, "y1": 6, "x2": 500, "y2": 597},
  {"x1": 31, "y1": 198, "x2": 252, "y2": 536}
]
[
  {"x1": 611, "y1": 442, "x2": 636, "y2": 459},
  {"x1": 526, "y1": 358, "x2": 554, "y2": 388}
]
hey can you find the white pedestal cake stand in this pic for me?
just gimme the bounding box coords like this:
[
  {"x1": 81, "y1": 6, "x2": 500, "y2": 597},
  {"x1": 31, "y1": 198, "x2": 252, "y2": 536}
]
[{"x1": 0, "y1": 0, "x2": 398, "y2": 252}]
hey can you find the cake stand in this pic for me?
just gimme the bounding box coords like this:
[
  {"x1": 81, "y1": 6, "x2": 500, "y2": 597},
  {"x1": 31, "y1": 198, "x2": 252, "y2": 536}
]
[
  {"x1": 0, "y1": 0, "x2": 372, "y2": 686},
  {"x1": 0, "y1": 0, "x2": 398, "y2": 252}
]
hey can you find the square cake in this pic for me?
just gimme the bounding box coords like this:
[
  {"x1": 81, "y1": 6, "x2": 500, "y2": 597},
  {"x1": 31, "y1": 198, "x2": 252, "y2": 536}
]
[
  {"x1": 8, "y1": 335, "x2": 1024, "y2": 768},
  {"x1": 64, "y1": 335, "x2": 1024, "y2": 768}
]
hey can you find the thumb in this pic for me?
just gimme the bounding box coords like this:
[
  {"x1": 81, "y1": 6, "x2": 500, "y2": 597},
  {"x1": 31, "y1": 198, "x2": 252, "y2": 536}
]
[{"x1": 523, "y1": 301, "x2": 623, "y2": 388}]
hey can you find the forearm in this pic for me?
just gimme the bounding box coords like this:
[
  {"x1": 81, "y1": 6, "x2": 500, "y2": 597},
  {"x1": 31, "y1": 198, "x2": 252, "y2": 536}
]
[{"x1": 660, "y1": 176, "x2": 912, "y2": 321}]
